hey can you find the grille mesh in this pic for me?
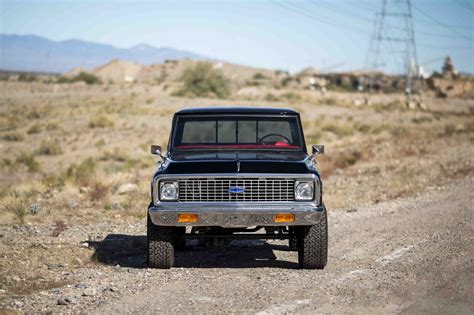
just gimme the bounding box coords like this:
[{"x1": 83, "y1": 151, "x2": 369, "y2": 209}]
[{"x1": 178, "y1": 178, "x2": 295, "y2": 202}]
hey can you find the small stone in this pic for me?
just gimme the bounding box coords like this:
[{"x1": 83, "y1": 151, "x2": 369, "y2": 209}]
[
  {"x1": 80, "y1": 242, "x2": 89, "y2": 248},
  {"x1": 67, "y1": 200, "x2": 79, "y2": 209},
  {"x1": 79, "y1": 187, "x2": 89, "y2": 194},
  {"x1": 50, "y1": 288, "x2": 61, "y2": 294},
  {"x1": 83, "y1": 288, "x2": 96, "y2": 296},
  {"x1": 11, "y1": 275, "x2": 21, "y2": 282},
  {"x1": 75, "y1": 283, "x2": 88, "y2": 289},
  {"x1": 57, "y1": 298, "x2": 69, "y2": 305},
  {"x1": 30, "y1": 203, "x2": 42, "y2": 215},
  {"x1": 109, "y1": 286, "x2": 119, "y2": 292},
  {"x1": 73, "y1": 257, "x2": 83, "y2": 266},
  {"x1": 64, "y1": 296, "x2": 76, "y2": 304},
  {"x1": 117, "y1": 183, "x2": 139, "y2": 195}
]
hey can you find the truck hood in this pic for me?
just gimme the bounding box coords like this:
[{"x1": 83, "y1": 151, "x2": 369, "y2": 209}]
[{"x1": 159, "y1": 151, "x2": 312, "y2": 174}]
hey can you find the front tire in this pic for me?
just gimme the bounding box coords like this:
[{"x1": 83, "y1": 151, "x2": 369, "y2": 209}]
[
  {"x1": 147, "y1": 214, "x2": 174, "y2": 269},
  {"x1": 297, "y1": 205, "x2": 328, "y2": 269}
]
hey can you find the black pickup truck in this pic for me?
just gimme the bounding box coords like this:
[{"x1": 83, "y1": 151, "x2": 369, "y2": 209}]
[{"x1": 148, "y1": 107, "x2": 327, "y2": 269}]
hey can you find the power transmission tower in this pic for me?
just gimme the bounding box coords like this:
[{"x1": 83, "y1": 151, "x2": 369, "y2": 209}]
[{"x1": 364, "y1": 0, "x2": 421, "y2": 106}]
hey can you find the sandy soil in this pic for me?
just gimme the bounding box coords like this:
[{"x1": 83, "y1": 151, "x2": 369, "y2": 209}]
[{"x1": 0, "y1": 177, "x2": 471, "y2": 314}]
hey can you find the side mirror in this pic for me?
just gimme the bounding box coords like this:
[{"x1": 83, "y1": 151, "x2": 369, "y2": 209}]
[
  {"x1": 151, "y1": 145, "x2": 166, "y2": 160},
  {"x1": 151, "y1": 145, "x2": 162, "y2": 155},
  {"x1": 312, "y1": 144, "x2": 325, "y2": 155}
]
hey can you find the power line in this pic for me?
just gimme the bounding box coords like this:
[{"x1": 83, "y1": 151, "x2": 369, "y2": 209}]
[{"x1": 412, "y1": 4, "x2": 473, "y2": 40}]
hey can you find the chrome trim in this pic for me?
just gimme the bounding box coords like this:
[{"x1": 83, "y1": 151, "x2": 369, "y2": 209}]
[
  {"x1": 148, "y1": 204, "x2": 324, "y2": 227},
  {"x1": 153, "y1": 173, "x2": 319, "y2": 206}
]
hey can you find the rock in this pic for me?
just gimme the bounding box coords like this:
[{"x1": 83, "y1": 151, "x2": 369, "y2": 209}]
[
  {"x1": 117, "y1": 183, "x2": 139, "y2": 195},
  {"x1": 67, "y1": 200, "x2": 79, "y2": 209},
  {"x1": 109, "y1": 286, "x2": 119, "y2": 292},
  {"x1": 50, "y1": 288, "x2": 61, "y2": 294},
  {"x1": 57, "y1": 298, "x2": 70, "y2": 305},
  {"x1": 11, "y1": 275, "x2": 21, "y2": 282},
  {"x1": 29, "y1": 203, "x2": 42, "y2": 215},
  {"x1": 73, "y1": 257, "x2": 84, "y2": 267},
  {"x1": 79, "y1": 242, "x2": 89, "y2": 248},
  {"x1": 64, "y1": 296, "x2": 76, "y2": 304},
  {"x1": 83, "y1": 288, "x2": 96, "y2": 296},
  {"x1": 75, "y1": 283, "x2": 88, "y2": 289},
  {"x1": 79, "y1": 187, "x2": 90, "y2": 194}
]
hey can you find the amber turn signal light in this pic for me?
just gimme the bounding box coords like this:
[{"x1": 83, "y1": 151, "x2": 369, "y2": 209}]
[
  {"x1": 274, "y1": 214, "x2": 295, "y2": 223},
  {"x1": 177, "y1": 213, "x2": 199, "y2": 223}
]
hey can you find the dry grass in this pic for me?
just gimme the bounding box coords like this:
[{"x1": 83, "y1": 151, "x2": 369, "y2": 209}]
[{"x1": 0, "y1": 80, "x2": 472, "y2": 225}]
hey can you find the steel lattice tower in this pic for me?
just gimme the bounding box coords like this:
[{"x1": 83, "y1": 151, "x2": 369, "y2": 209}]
[{"x1": 365, "y1": 0, "x2": 421, "y2": 105}]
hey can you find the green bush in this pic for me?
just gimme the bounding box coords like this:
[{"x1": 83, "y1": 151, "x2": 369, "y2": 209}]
[
  {"x1": 173, "y1": 62, "x2": 231, "y2": 99},
  {"x1": 71, "y1": 72, "x2": 101, "y2": 85},
  {"x1": 58, "y1": 72, "x2": 101, "y2": 85},
  {"x1": 27, "y1": 124, "x2": 42, "y2": 134},
  {"x1": 253, "y1": 72, "x2": 268, "y2": 80}
]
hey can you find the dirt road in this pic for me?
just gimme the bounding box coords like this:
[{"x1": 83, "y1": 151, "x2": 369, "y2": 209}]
[{"x1": 2, "y1": 177, "x2": 473, "y2": 314}]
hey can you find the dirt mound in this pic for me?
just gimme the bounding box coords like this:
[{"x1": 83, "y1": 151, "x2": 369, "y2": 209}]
[{"x1": 92, "y1": 59, "x2": 143, "y2": 83}]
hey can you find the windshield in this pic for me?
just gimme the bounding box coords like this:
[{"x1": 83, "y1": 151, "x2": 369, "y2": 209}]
[{"x1": 172, "y1": 115, "x2": 304, "y2": 151}]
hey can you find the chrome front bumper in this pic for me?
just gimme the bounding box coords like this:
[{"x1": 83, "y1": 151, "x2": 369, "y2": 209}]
[{"x1": 148, "y1": 203, "x2": 324, "y2": 228}]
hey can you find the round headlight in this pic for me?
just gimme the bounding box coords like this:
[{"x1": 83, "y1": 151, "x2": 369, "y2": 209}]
[
  {"x1": 295, "y1": 181, "x2": 314, "y2": 200},
  {"x1": 160, "y1": 182, "x2": 178, "y2": 200}
]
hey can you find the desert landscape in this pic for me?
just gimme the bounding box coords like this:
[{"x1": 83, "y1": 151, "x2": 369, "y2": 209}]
[{"x1": 0, "y1": 56, "x2": 473, "y2": 313}]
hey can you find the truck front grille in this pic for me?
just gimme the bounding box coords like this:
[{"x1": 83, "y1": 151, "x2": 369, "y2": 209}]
[{"x1": 178, "y1": 178, "x2": 295, "y2": 202}]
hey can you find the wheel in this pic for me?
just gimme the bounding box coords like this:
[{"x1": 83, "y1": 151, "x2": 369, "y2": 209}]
[
  {"x1": 297, "y1": 205, "x2": 328, "y2": 269},
  {"x1": 147, "y1": 214, "x2": 174, "y2": 269}
]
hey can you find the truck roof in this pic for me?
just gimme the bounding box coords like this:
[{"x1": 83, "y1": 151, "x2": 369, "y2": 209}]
[{"x1": 175, "y1": 107, "x2": 299, "y2": 116}]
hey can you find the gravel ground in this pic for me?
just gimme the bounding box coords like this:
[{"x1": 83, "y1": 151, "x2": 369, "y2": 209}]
[{"x1": 1, "y1": 177, "x2": 473, "y2": 314}]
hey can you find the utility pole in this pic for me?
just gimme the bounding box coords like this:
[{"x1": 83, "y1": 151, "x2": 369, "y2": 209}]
[{"x1": 365, "y1": 0, "x2": 421, "y2": 107}]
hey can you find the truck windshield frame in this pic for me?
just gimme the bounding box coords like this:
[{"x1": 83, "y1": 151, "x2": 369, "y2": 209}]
[{"x1": 170, "y1": 114, "x2": 306, "y2": 152}]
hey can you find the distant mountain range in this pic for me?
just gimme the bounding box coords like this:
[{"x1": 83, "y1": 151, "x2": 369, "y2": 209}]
[{"x1": 0, "y1": 34, "x2": 208, "y2": 73}]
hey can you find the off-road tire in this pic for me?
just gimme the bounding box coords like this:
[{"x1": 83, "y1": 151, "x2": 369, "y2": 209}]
[
  {"x1": 297, "y1": 206, "x2": 328, "y2": 269},
  {"x1": 147, "y1": 214, "x2": 174, "y2": 269}
]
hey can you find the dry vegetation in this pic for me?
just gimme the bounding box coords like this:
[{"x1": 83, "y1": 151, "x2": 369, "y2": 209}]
[{"x1": 0, "y1": 80, "x2": 473, "y2": 307}]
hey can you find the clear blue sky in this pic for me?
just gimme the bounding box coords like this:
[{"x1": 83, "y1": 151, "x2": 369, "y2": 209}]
[{"x1": 1, "y1": 0, "x2": 473, "y2": 74}]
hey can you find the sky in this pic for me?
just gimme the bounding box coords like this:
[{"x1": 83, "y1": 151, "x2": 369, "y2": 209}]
[{"x1": 1, "y1": 0, "x2": 473, "y2": 74}]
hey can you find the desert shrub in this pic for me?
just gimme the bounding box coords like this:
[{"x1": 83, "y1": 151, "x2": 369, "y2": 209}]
[
  {"x1": 66, "y1": 158, "x2": 96, "y2": 185},
  {"x1": 264, "y1": 93, "x2": 279, "y2": 102},
  {"x1": 322, "y1": 123, "x2": 354, "y2": 137},
  {"x1": 51, "y1": 220, "x2": 68, "y2": 237},
  {"x1": 71, "y1": 72, "x2": 101, "y2": 85},
  {"x1": 27, "y1": 123, "x2": 42, "y2": 134},
  {"x1": 88, "y1": 182, "x2": 109, "y2": 202},
  {"x1": 46, "y1": 122, "x2": 60, "y2": 130},
  {"x1": 18, "y1": 74, "x2": 37, "y2": 82},
  {"x1": 145, "y1": 98, "x2": 154, "y2": 104},
  {"x1": 444, "y1": 124, "x2": 456, "y2": 136},
  {"x1": 281, "y1": 92, "x2": 301, "y2": 103},
  {"x1": 173, "y1": 62, "x2": 231, "y2": 99},
  {"x1": 1, "y1": 196, "x2": 28, "y2": 224},
  {"x1": 37, "y1": 140, "x2": 63, "y2": 155},
  {"x1": 42, "y1": 174, "x2": 66, "y2": 189},
  {"x1": 88, "y1": 115, "x2": 115, "y2": 128},
  {"x1": 100, "y1": 147, "x2": 130, "y2": 162},
  {"x1": 16, "y1": 154, "x2": 41, "y2": 172},
  {"x1": 281, "y1": 77, "x2": 292, "y2": 87},
  {"x1": 2, "y1": 131, "x2": 25, "y2": 141},
  {"x1": 253, "y1": 72, "x2": 268, "y2": 80}
]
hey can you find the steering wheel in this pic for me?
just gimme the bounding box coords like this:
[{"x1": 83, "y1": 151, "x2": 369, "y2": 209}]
[{"x1": 258, "y1": 133, "x2": 292, "y2": 144}]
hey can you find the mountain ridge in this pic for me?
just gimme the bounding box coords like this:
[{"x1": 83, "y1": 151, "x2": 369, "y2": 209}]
[{"x1": 0, "y1": 34, "x2": 208, "y2": 73}]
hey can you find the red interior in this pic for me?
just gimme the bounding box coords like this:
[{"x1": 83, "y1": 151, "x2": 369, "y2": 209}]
[{"x1": 175, "y1": 143, "x2": 300, "y2": 149}]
